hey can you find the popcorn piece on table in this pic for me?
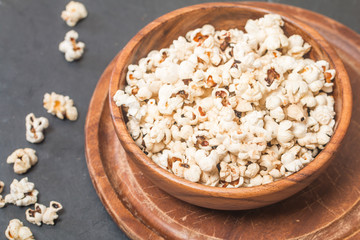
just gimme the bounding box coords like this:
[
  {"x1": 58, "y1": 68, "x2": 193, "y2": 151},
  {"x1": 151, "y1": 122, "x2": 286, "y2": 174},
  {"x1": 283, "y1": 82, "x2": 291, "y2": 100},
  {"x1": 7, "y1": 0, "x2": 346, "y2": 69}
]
[
  {"x1": 26, "y1": 201, "x2": 63, "y2": 226},
  {"x1": 61, "y1": 1, "x2": 88, "y2": 27},
  {"x1": 5, "y1": 219, "x2": 34, "y2": 240},
  {"x1": 0, "y1": 180, "x2": 4, "y2": 193},
  {"x1": 7, "y1": 148, "x2": 38, "y2": 174},
  {"x1": 43, "y1": 92, "x2": 78, "y2": 121},
  {"x1": 59, "y1": 30, "x2": 85, "y2": 62},
  {"x1": 0, "y1": 181, "x2": 5, "y2": 208},
  {"x1": 25, "y1": 113, "x2": 49, "y2": 144},
  {"x1": 5, "y1": 177, "x2": 39, "y2": 207}
]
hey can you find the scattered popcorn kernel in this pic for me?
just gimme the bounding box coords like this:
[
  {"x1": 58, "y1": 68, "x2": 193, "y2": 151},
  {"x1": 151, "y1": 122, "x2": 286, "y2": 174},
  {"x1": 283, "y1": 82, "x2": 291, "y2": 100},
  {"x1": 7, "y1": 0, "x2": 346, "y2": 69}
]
[
  {"x1": 5, "y1": 219, "x2": 34, "y2": 240},
  {"x1": 59, "y1": 30, "x2": 85, "y2": 62},
  {"x1": 25, "y1": 113, "x2": 49, "y2": 144},
  {"x1": 0, "y1": 181, "x2": 4, "y2": 208},
  {"x1": 26, "y1": 201, "x2": 63, "y2": 226},
  {"x1": 61, "y1": 1, "x2": 88, "y2": 27},
  {"x1": 5, "y1": 178, "x2": 39, "y2": 207},
  {"x1": 42, "y1": 201, "x2": 63, "y2": 225},
  {"x1": 0, "y1": 181, "x2": 4, "y2": 193},
  {"x1": 7, "y1": 148, "x2": 38, "y2": 174},
  {"x1": 113, "y1": 14, "x2": 336, "y2": 188},
  {"x1": 26, "y1": 203, "x2": 46, "y2": 226},
  {"x1": 43, "y1": 92, "x2": 78, "y2": 121}
]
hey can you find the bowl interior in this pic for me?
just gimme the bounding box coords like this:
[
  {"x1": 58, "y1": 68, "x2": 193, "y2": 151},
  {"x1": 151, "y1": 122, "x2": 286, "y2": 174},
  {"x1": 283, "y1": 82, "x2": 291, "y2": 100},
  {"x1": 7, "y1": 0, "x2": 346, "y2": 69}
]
[
  {"x1": 117, "y1": 5, "x2": 341, "y2": 123},
  {"x1": 110, "y1": 3, "x2": 349, "y2": 197}
]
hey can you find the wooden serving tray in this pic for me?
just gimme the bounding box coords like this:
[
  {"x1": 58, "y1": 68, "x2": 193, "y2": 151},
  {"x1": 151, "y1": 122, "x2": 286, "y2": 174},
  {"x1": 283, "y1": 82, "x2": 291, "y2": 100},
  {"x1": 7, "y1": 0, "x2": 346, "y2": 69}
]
[{"x1": 85, "y1": 3, "x2": 360, "y2": 239}]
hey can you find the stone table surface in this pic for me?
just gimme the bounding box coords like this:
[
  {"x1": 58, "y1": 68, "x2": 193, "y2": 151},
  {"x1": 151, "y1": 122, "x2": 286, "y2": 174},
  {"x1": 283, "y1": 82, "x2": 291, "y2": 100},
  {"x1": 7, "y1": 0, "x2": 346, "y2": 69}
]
[{"x1": 0, "y1": 0, "x2": 359, "y2": 239}]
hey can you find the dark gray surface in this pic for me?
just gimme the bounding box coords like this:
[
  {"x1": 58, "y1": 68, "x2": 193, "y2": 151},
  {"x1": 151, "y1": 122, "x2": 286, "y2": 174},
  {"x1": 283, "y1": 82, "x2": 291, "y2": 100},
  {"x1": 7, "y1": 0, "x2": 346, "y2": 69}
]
[{"x1": 0, "y1": 0, "x2": 358, "y2": 239}]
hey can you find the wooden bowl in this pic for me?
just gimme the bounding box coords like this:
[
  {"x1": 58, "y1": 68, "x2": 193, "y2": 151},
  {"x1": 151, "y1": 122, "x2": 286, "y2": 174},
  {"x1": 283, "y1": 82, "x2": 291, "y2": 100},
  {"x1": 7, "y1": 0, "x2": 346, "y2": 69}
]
[{"x1": 109, "y1": 2, "x2": 352, "y2": 210}]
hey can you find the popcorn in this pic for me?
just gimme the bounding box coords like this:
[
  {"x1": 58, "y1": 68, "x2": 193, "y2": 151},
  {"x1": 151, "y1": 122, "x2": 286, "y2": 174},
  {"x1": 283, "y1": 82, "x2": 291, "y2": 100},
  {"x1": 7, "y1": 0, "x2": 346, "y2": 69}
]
[
  {"x1": 286, "y1": 104, "x2": 305, "y2": 121},
  {"x1": 311, "y1": 105, "x2": 335, "y2": 125},
  {"x1": 59, "y1": 30, "x2": 85, "y2": 62},
  {"x1": 43, "y1": 92, "x2": 78, "y2": 121},
  {"x1": 7, "y1": 148, "x2": 38, "y2": 174},
  {"x1": 5, "y1": 219, "x2": 34, "y2": 240},
  {"x1": 42, "y1": 201, "x2": 63, "y2": 225},
  {"x1": 219, "y1": 162, "x2": 240, "y2": 182},
  {"x1": 25, "y1": 113, "x2": 49, "y2": 143},
  {"x1": 0, "y1": 196, "x2": 5, "y2": 208},
  {"x1": 61, "y1": 1, "x2": 88, "y2": 27},
  {"x1": 277, "y1": 120, "x2": 294, "y2": 144},
  {"x1": 245, "y1": 163, "x2": 260, "y2": 178},
  {"x1": 184, "y1": 164, "x2": 202, "y2": 183},
  {"x1": 0, "y1": 181, "x2": 4, "y2": 208},
  {"x1": 5, "y1": 178, "x2": 38, "y2": 206},
  {"x1": 26, "y1": 201, "x2": 63, "y2": 226},
  {"x1": 114, "y1": 14, "x2": 336, "y2": 188},
  {"x1": 287, "y1": 35, "x2": 311, "y2": 58},
  {"x1": 201, "y1": 170, "x2": 220, "y2": 186},
  {"x1": 26, "y1": 203, "x2": 47, "y2": 226},
  {"x1": 0, "y1": 180, "x2": 5, "y2": 193}
]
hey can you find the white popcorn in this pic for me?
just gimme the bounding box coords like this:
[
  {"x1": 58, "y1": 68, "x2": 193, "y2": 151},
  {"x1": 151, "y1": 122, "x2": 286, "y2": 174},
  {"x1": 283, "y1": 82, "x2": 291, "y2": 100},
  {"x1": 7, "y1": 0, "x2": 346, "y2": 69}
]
[
  {"x1": 249, "y1": 174, "x2": 264, "y2": 187},
  {"x1": 220, "y1": 162, "x2": 240, "y2": 182},
  {"x1": 26, "y1": 203, "x2": 47, "y2": 226},
  {"x1": 286, "y1": 104, "x2": 305, "y2": 121},
  {"x1": 0, "y1": 181, "x2": 4, "y2": 208},
  {"x1": 43, "y1": 92, "x2": 78, "y2": 121},
  {"x1": 262, "y1": 175, "x2": 274, "y2": 184},
  {"x1": 270, "y1": 107, "x2": 285, "y2": 122},
  {"x1": 200, "y1": 171, "x2": 220, "y2": 186},
  {"x1": 155, "y1": 63, "x2": 179, "y2": 84},
  {"x1": 265, "y1": 95, "x2": 282, "y2": 110},
  {"x1": 7, "y1": 148, "x2": 38, "y2": 174},
  {"x1": 5, "y1": 178, "x2": 38, "y2": 207},
  {"x1": 245, "y1": 163, "x2": 260, "y2": 178},
  {"x1": 59, "y1": 30, "x2": 85, "y2": 62},
  {"x1": 0, "y1": 196, "x2": 5, "y2": 208},
  {"x1": 25, "y1": 113, "x2": 49, "y2": 143},
  {"x1": 0, "y1": 181, "x2": 4, "y2": 194},
  {"x1": 287, "y1": 35, "x2": 311, "y2": 58},
  {"x1": 114, "y1": 14, "x2": 336, "y2": 188},
  {"x1": 277, "y1": 120, "x2": 294, "y2": 144},
  {"x1": 311, "y1": 105, "x2": 335, "y2": 125},
  {"x1": 285, "y1": 73, "x2": 309, "y2": 103},
  {"x1": 195, "y1": 150, "x2": 219, "y2": 172},
  {"x1": 184, "y1": 164, "x2": 201, "y2": 183},
  {"x1": 114, "y1": 90, "x2": 143, "y2": 119},
  {"x1": 292, "y1": 122, "x2": 307, "y2": 138},
  {"x1": 5, "y1": 219, "x2": 34, "y2": 240},
  {"x1": 42, "y1": 201, "x2": 63, "y2": 225},
  {"x1": 26, "y1": 201, "x2": 63, "y2": 226},
  {"x1": 61, "y1": 1, "x2": 87, "y2": 27},
  {"x1": 269, "y1": 168, "x2": 283, "y2": 178},
  {"x1": 171, "y1": 161, "x2": 185, "y2": 178},
  {"x1": 317, "y1": 125, "x2": 334, "y2": 145}
]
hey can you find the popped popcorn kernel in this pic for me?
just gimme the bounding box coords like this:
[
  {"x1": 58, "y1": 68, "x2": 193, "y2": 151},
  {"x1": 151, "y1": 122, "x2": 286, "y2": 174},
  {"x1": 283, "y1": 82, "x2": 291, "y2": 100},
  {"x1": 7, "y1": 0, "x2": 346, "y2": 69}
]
[
  {"x1": 26, "y1": 201, "x2": 63, "y2": 226},
  {"x1": 61, "y1": 1, "x2": 88, "y2": 27},
  {"x1": 59, "y1": 30, "x2": 85, "y2": 62},
  {"x1": 7, "y1": 148, "x2": 38, "y2": 174},
  {"x1": 5, "y1": 219, "x2": 34, "y2": 240},
  {"x1": 5, "y1": 177, "x2": 39, "y2": 207},
  {"x1": 25, "y1": 113, "x2": 49, "y2": 143},
  {"x1": 43, "y1": 92, "x2": 78, "y2": 121}
]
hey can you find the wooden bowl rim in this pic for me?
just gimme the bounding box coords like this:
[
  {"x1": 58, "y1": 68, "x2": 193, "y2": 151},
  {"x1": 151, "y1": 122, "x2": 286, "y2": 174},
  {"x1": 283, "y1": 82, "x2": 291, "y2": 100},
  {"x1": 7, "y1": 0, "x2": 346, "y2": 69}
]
[{"x1": 109, "y1": 2, "x2": 352, "y2": 199}]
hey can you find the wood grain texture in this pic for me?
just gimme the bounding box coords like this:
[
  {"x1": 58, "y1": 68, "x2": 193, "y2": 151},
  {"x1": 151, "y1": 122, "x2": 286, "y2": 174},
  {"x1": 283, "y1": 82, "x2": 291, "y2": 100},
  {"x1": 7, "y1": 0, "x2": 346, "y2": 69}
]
[
  {"x1": 85, "y1": 2, "x2": 360, "y2": 239},
  {"x1": 85, "y1": 56, "x2": 163, "y2": 240},
  {"x1": 108, "y1": 2, "x2": 352, "y2": 210}
]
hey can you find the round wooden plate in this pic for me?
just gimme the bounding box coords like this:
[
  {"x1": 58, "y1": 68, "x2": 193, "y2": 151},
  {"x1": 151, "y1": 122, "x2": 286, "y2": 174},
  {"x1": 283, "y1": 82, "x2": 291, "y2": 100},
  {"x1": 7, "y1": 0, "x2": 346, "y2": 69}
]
[{"x1": 85, "y1": 2, "x2": 360, "y2": 240}]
